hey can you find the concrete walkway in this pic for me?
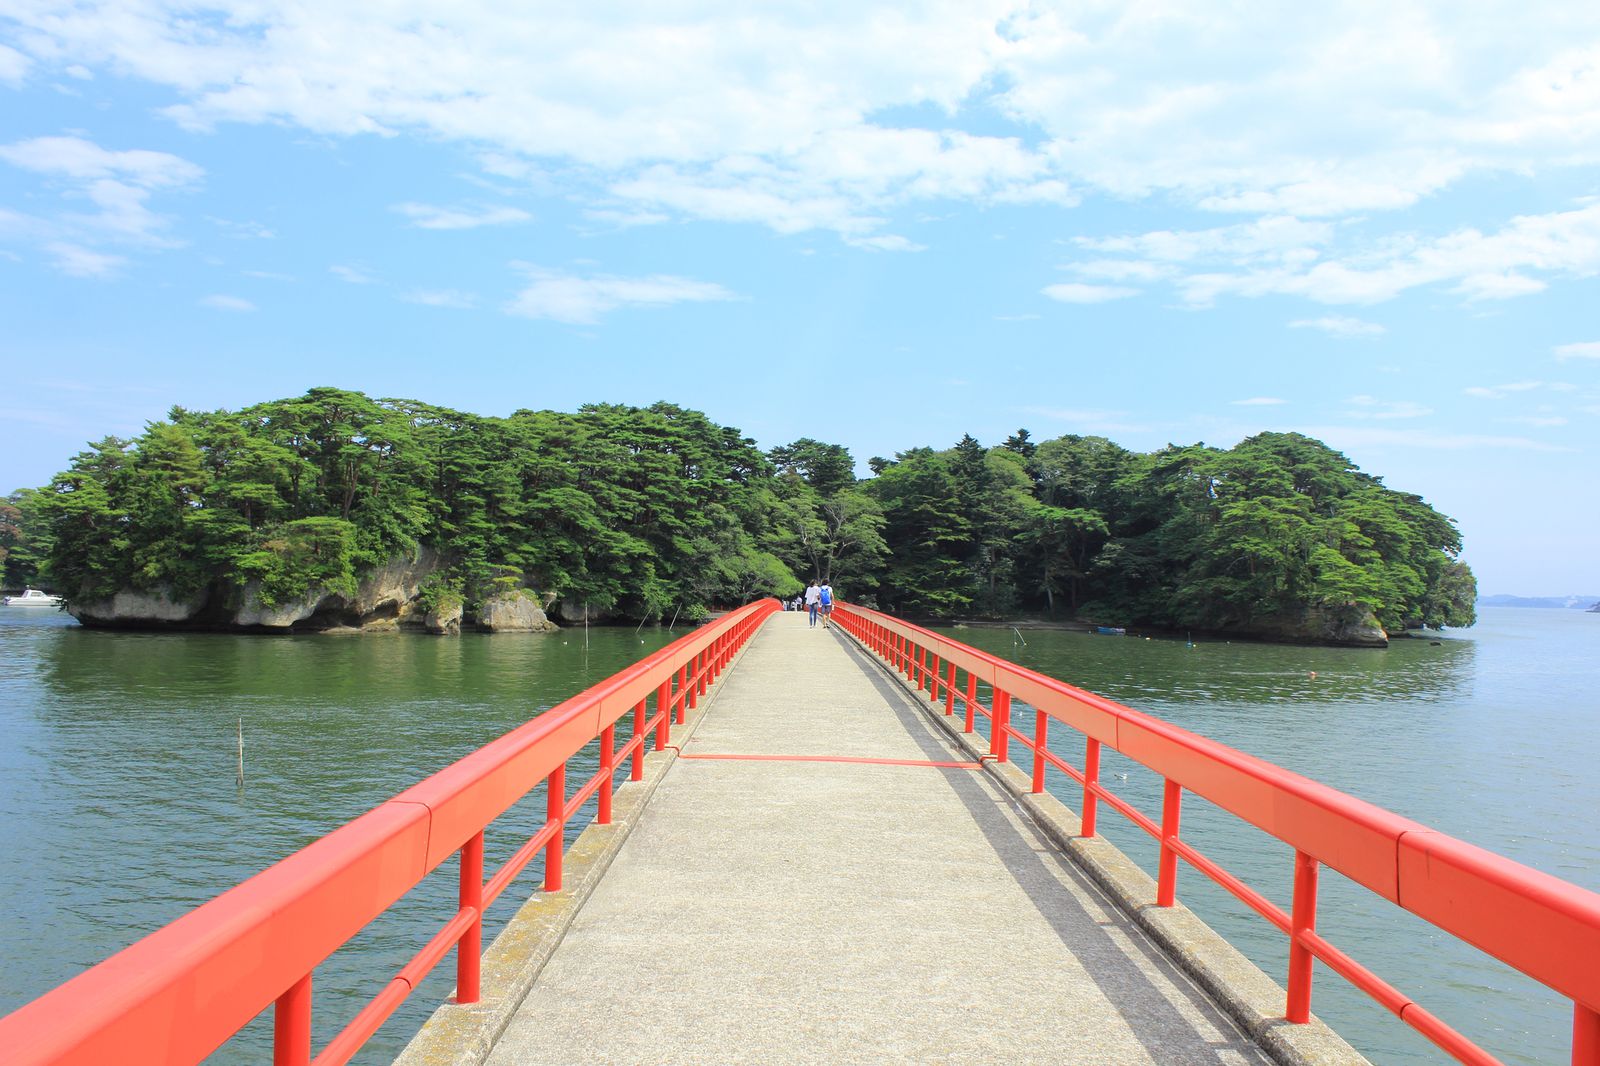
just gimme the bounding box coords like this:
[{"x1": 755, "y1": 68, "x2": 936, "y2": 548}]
[{"x1": 485, "y1": 613, "x2": 1270, "y2": 1065}]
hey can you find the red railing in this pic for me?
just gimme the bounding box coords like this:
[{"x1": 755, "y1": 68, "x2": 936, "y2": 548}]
[
  {"x1": 0, "y1": 598, "x2": 780, "y2": 1066},
  {"x1": 833, "y1": 603, "x2": 1600, "y2": 1066}
]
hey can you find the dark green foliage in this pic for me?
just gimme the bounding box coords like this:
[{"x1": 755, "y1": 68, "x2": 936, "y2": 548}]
[
  {"x1": 24, "y1": 389, "x2": 800, "y2": 617},
  {"x1": 14, "y1": 390, "x2": 1475, "y2": 636},
  {"x1": 864, "y1": 430, "x2": 1474, "y2": 633}
]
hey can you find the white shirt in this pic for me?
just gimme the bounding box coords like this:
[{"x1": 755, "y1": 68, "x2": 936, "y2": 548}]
[{"x1": 804, "y1": 585, "x2": 821, "y2": 605}]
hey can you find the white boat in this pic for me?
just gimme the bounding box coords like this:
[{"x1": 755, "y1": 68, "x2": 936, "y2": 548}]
[{"x1": 2, "y1": 588, "x2": 64, "y2": 607}]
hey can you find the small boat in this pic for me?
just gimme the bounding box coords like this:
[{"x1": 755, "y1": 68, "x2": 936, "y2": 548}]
[
  {"x1": 1095, "y1": 625, "x2": 1126, "y2": 636},
  {"x1": 2, "y1": 588, "x2": 64, "y2": 607}
]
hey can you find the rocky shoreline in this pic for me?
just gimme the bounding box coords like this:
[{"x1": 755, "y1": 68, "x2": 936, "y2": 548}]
[{"x1": 67, "y1": 549, "x2": 559, "y2": 635}]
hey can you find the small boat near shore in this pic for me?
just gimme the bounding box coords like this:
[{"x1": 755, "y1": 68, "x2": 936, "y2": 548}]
[
  {"x1": 2, "y1": 588, "x2": 64, "y2": 607},
  {"x1": 1095, "y1": 625, "x2": 1126, "y2": 636}
]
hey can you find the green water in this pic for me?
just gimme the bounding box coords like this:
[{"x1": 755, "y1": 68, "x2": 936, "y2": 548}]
[
  {"x1": 0, "y1": 614, "x2": 683, "y2": 1063},
  {"x1": 1, "y1": 607, "x2": 1595, "y2": 1063}
]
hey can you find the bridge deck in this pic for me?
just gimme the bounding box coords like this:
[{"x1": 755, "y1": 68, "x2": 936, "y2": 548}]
[{"x1": 485, "y1": 613, "x2": 1269, "y2": 1064}]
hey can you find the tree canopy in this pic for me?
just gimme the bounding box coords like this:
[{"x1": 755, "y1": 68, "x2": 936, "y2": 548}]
[{"x1": 7, "y1": 390, "x2": 1475, "y2": 636}]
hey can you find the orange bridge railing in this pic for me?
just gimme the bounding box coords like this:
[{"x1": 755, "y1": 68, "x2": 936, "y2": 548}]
[
  {"x1": 0, "y1": 598, "x2": 780, "y2": 1066},
  {"x1": 832, "y1": 602, "x2": 1600, "y2": 1066}
]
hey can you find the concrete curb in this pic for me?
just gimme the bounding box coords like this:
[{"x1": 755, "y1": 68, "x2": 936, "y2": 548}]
[
  {"x1": 831, "y1": 625, "x2": 1372, "y2": 1066},
  {"x1": 392, "y1": 629, "x2": 762, "y2": 1066}
]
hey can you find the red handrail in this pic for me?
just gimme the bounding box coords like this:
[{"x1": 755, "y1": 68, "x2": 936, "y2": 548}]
[
  {"x1": 832, "y1": 603, "x2": 1600, "y2": 1066},
  {"x1": 0, "y1": 598, "x2": 780, "y2": 1066}
]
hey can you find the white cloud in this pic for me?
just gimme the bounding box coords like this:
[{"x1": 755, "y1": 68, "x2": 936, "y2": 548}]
[
  {"x1": 1464, "y1": 380, "x2": 1544, "y2": 399},
  {"x1": 505, "y1": 266, "x2": 736, "y2": 324},
  {"x1": 1172, "y1": 203, "x2": 1600, "y2": 306},
  {"x1": 1301, "y1": 425, "x2": 1572, "y2": 453},
  {"x1": 1042, "y1": 282, "x2": 1136, "y2": 304},
  {"x1": 330, "y1": 264, "x2": 376, "y2": 284},
  {"x1": 1500, "y1": 415, "x2": 1568, "y2": 427},
  {"x1": 1290, "y1": 315, "x2": 1385, "y2": 337},
  {"x1": 404, "y1": 289, "x2": 477, "y2": 309},
  {"x1": 14, "y1": 5, "x2": 1597, "y2": 249},
  {"x1": 201, "y1": 294, "x2": 256, "y2": 312},
  {"x1": 0, "y1": 136, "x2": 200, "y2": 188},
  {"x1": 1346, "y1": 395, "x2": 1432, "y2": 419},
  {"x1": 0, "y1": 135, "x2": 201, "y2": 272},
  {"x1": 1555, "y1": 341, "x2": 1600, "y2": 360},
  {"x1": 1231, "y1": 397, "x2": 1287, "y2": 406},
  {"x1": 45, "y1": 241, "x2": 124, "y2": 277},
  {"x1": 0, "y1": 44, "x2": 30, "y2": 86},
  {"x1": 393, "y1": 202, "x2": 532, "y2": 230},
  {"x1": 845, "y1": 234, "x2": 926, "y2": 253},
  {"x1": 209, "y1": 216, "x2": 275, "y2": 239}
]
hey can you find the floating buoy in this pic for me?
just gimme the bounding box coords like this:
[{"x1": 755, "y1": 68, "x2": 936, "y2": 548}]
[{"x1": 1308, "y1": 671, "x2": 1318, "y2": 679}]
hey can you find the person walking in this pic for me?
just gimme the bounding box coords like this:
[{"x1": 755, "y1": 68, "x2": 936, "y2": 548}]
[
  {"x1": 804, "y1": 579, "x2": 821, "y2": 627},
  {"x1": 819, "y1": 578, "x2": 834, "y2": 628}
]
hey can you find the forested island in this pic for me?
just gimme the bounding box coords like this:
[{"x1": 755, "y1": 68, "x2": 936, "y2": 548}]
[{"x1": 0, "y1": 387, "x2": 1475, "y2": 645}]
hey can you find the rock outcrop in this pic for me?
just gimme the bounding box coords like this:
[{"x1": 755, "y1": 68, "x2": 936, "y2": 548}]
[
  {"x1": 476, "y1": 591, "x2": 558, "y2": 632},
  {"x1": 1227, "y1": 604, "x2": 1389, "y2": 648},
  {"x1": 70, "y1": 586, "x2": 208, "y2": 627},
  {"x1": 69, "y1": 548, "x2": 559, "y2": 636}
]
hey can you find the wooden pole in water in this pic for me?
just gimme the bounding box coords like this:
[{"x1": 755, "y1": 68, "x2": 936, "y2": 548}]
[{"x1": 237, "y1": 717, "x2": 244, "y2": 787}]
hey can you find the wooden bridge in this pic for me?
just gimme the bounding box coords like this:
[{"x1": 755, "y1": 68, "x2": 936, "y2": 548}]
[{"x1": 2, "y1": 600, "x2": 1598, "y2": 1065}]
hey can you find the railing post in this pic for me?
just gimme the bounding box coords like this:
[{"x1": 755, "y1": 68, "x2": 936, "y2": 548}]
[
  {"x1": 545, "y1": 763, "x2": 566, "y2": 892},
  {"x1": 697, "y1": 649, "x2": 708, "y2": 696},
  {"x1": 944, "y1": 661, "x2": 956, "y2": 715},
  {"x1": 679, "y1": 663, "x2": 692, "y2": 717},
  {"x1": 598, "y1": 723, "x2": 615, "y2": 824},
  {"x1": 1574, "y1": 1003, "x2": 1600, "y2": 1066},
  {"x1": 928, "y1": 653, "x2": 941, "y2": 701},
  {"x1": 991, "y1": 688, "x2": 1011, "y2": 762},
  {"x1": 1156, "y1": 779, "x2": 1183, "y2": 906},
  {"x1": 632, "y1": 698, "x2": 646, "y2": 780},
  {"x1": 915, "y1": 645, "x2": 925, "y2": 689},
  {"x1": 273, "y1": 973, "x2": 312, "y2": 1066},
  {"x1": 964, "y1": 672, "x2": 977, "y2": 733},
  {"x1": 456, "y1": 831, "x2": 484, "y2": 1003},
  {"x1": 1286, "y1": 849, "x2": 1319, "y2": 1023},
  {"x1": 655, "y1": 682, "x2": 670, "y2": 750},
  {"x1": 1082, "y1": 738, "x2": 1101, "y2": 837},
  {"x1": 1031, "y1": 709, "x2": 1048, "y2": 793}
]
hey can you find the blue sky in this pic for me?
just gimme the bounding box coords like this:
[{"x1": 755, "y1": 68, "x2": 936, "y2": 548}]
[{"x1": 2, "y1": 3, "x2": 1598, "y2": 596}]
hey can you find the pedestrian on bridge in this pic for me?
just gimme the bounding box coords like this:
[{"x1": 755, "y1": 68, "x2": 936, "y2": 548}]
[
  {"x1": 804, "y1": 579, "x2": 821, "y2": 627},
  {"x1": 819, "y1": 579, "x2": 834, "y2": 628}
]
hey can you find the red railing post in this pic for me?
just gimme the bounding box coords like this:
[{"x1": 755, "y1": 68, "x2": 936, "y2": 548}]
[
  {"x1": 1574, "y1": 1003, "x2": 1600, "y2": 1066},
  {"x1": 679, "y1": 663, "x2": 691, "y2": 717},
  {"x1": 928, "y1": 653, "x2": 941, "y2": 701},
  {"x1": 697, "y1": 649, "x2": 708, "y2": 696},
  {"x1": 273, "y1": 973, "x2": 312, "y2": 1066},
  {"x1": 598, "y1": 723, "x2": 615, "y2": 825},
  {"x1": 632, "y1": 698, "x2": 646, "y2": 780},
  {"x1": 655, "y1": 682, "x2": 670, "y2": 750},
  {"x1": 992, "y1": 688, "x2": 1011, "y2": 762},
  {"x1": 944, "y1": 661, "x2": 956, "y2": 716},
  {"x1": 1082, "y1": 737, "x2": 1101, "y2": 837},
  {"x1": 456, "y1": 831, "x2": 484, "y2": 1003},
  {"x1": 1031, "y1": 708, "x2": 1048, "y2": 793},
  {"x1": 544, "y1": 763, "x2": 565, "y2": 892},
  {"x1": 1157, "y1": 779, "x2": 1183, "y2": 906},
  {"x1": 915, "y1": 645, "x2": 925, "y2": 689},
  {"x1": 964, "y1": 672, "x2": 977, "y2": 733},
  {"x1": 1286, "y1": 849, "x2": 1319, "y2": 1023}
]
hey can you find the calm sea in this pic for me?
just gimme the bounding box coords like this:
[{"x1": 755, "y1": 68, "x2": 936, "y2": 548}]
[{"x1": 0, "y1": 606, "x2": 1594, "y2": 1063}]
